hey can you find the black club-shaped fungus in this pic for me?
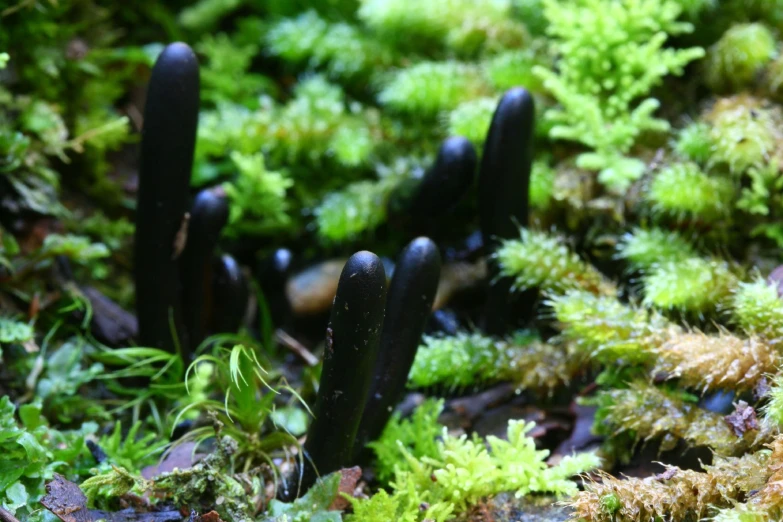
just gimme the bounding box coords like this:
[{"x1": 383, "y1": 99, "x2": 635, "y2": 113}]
[{"x1": 134, "y1": 42, "x2": 200, "y2": 352}]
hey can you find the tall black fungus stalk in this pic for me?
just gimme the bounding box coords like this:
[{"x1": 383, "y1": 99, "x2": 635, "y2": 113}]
[
  {"x1": 293, "y1": 251, "x2": 387, "y2": 496},
  {"x1": 478, "y1": 88, "x2": 535, "y2": 336},
  {"x1": 134, "y1": 42, "x2": 200, "y2": 352},
  {"x1": 354, "y1": 237, "x2": 441, "y2": 460},
  {"x1": 388, "y1": 136, "x2": 477, "y2": 238},
  {"x1": 179, "y1": 187, "x2": 229, "y2": 358}
]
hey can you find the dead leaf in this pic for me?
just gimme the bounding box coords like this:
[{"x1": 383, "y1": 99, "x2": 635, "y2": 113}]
[
  {"x1": 328, "y1": 466, "x2": 362, "y2": 511},
  {"x1": 755, "y1": 376, "x2": 771, "y2": 402},
  {"x1": 653, "y1": 467, "x2": 678, "y2": 481},
  {"x1": 41, "y1": 473, "x2": 91, "y2": 522},
  {"x1": 724, "y1": 401, "x2": 759, "y2": 437},
  {"x1": 41, "y1": 473, "x2": 182, "y2": 522},
  {"x1": 142, "y1": 441, "x2": 202, "y2": 479}
]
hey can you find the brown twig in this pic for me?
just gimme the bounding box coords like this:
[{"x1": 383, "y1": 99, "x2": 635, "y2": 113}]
[{"x1": 275, "y1": 329, "x2": 318, "y2": 367}]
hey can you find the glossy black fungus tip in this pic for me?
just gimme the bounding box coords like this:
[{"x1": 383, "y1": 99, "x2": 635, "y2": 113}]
[
  {"x1": 408, "y1": 136, "x2": 477, "y2": 221},
  {"x1": 153, "y1": 42, "x2": 199, "y2": 79}
]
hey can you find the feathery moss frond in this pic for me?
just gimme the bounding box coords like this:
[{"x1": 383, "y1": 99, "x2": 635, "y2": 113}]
[
  {"x1": 534, "y1": 0, "x2": 705, "y2": 192},
  {"x1": 549, "y1": 290, "x2": 678, "y2": 364},
  {"x1": 568, "y1": 449, "x2": 770, "y2": 522},
  {"x1": 708, "y1": 95, "x2": 781, "y2": 175},
  {"x1": 595, "y1": 380, "x2": 754, "y2": 455},
  {"x1": 266, "y1": 11, "x2": 396, "y2": 80},
  {"x1": 706, "y1": 23, "x2": 777, "y2": 93},
  {"x1": 315, "y1": 177, "x2": 399, "y2": 242},
  {"x1": 654, "y1": 332, "x2": 779, "y2": 393},
  {"x1": 447, "y1": 97, "x2": 496, "y2": 146},
  {"x1": 484, "y1": 49, "x2": 545, "y2": 93},
  {"x1": 357, "y1": 0, "x2": 526, "y2": 55},
  {"x1": 222, "y1": 152, "x2": 293, "y2": 238},
  {"x1": 529, "y1": 160, "x2": 556, "y2": 211},
  {"x1": 379, "y1": 61, "x2": 490, "y2": 116},
  {"x1": 352, "y1": 415, "x2": 599, "y2": 522},
  {"x1": 732, "y1": 277, "x2": 783, "y2": 337},
  {"x1": 408, "y1": 331, "x2": 580, "y2": 393},
  {"x1": 647, "y1": 162, "x2": 734, "y2": 222},
  {"x1": 497, "y1": 229, "x2": 617, "y2": 296},
  {"x1": 369, "y1": 398, "x2": 444, "y2": 483},
  {"x1": 617, "y1": 228, "x2": 698, "y2": 270},
  {"x1": 642, "y1": 257, "x2": 738, "y2": 313},
  {"x1": 673, "y1": 121, "x2": 714, "y2": 164}
]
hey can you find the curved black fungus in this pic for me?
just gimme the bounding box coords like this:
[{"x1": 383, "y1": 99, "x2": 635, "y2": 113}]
[
  {"x1": 179, "y1": 187, "x2": 229, "y2": 359},
  {"x1": 388, "y1": 136, "x2": 477, "y2": 235},
  {"x1": 478, "y1": 87, "x2": 535, "y2": 336},
  {"x1": 211, "y1": 254, "x2": 250, "y2": 335},
  {"x1": 410, "y1": 136, "x2": 477, "y2": 220},
  {"x1": 297, "y1": 251, "x2": 387, "y2": 495},
  {"x1": 86, "y1": 440, "x2": 107, "y2": 464},
  {"x1": 134, "y1": 42, "x2": 200, "y2": 352},
  {"x1": 258, "y1": 248, "x2": 295, "y2": 325},
  {"x1": 354, "y1": 237, "x2": 441, "y2": 460},
  {"x1": 171, "y1": 419, "x2": 195, "y2": 441}
]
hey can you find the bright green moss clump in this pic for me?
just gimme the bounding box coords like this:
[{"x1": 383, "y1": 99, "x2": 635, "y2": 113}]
[
  {"x1": 353, "y1": 414, "x2": 601, "y2": 522},
  {"x1": 708, "y1": 95, "x2": 780, "y2": 175},
  {"x1": 497, "y1": 229, "x2": 616, "y2": 296},
  {"x1": 732, "y1": 277, "x2": 783, "y2": 336},
  {"x1": 617, "y1": 228, "x2": 698, "y2": 269},
  {"x1": 706, "y1": 23, "x2": 777, "y2": 93},
  {"x1": 642, "y1": 257, "x2": 738, "y2": 313},
  {"x1": 534, "y1": 0, "x2": 705, "y2": 192},
  {"x1": 647, "y1": 162, "x2": 734, "y2": 222},
  {"x1": 674, "y1": 122, "x2": 714, "y2": 164},
  {"x1": 549, "y1": 290, "x2": 678, "y2": 364},
  {"x1": 408, "y1": 331, "x2": 579, "y2": 393},
  {"x1": 379, "y1": 61, "x2": 489, "y2": 116}
]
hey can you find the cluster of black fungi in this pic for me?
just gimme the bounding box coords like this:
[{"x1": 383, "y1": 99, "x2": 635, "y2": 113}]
[{"x1": 133, "y1": 42, "x2": 535, "y2": 498}]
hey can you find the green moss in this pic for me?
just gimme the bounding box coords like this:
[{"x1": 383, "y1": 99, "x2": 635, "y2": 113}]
[
  {"x1": 222, "y1": 152, "x2": 293, "y2": 238},
  {"x1": 534, "y1": 0, "x2": 705, "y2": 193},
  {"x1": 369, "y1": 398, "x2": 444, "y2": 482},
  {"x1": 447, "y1": 97, "x2": 497, "y2": 146},
  {"x1": 642, "y1": 257, "x2": 738, "y2": 312},
  {"x1": 549, "y1": 290, "x2": 676, "y2": 364},
  {"x1": 530, "y1": 160, "x2": 556, "y2": 211},
  {"x1": 266, "y1": 11, "x2": 396, "y2": 80},
  {"x1": 673, "y1": 122, "x2": 713, "y2": 164},
  {"x1": 351, "y1": 415, "x2": 600, "y2": 522},
  {"x1": 617, "y1": 228, "x2": 698, "y2": 269},
  {"x1": 706, "y1": 23, "x2": 777, "y2": 93},
  {"x1": 647, "y1": 162, "x2": 734, "y2": 222},
  {"x1": 732, "y1": 277, "x2": 783, "y2": 336},
  {"x1": 408, "y1": 331, "x2": 578, "y2": 392},
  {"x1": 497, "y1": 229, "x2": 616, "y2": 296},
  {"x1": 379, "y1": 61, "x2": 490, "y2": 116},
  {"x1": 708, "y1": 95, "x2": 779, "y2": 175},
  {"x1": 594, "y1": 381, "x2": 752, "y2": 455}
]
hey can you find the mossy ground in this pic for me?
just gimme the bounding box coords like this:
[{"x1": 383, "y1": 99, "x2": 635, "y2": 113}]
[{"x1": 4, "y1": 1, "x2": 783, "y2": 521}]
